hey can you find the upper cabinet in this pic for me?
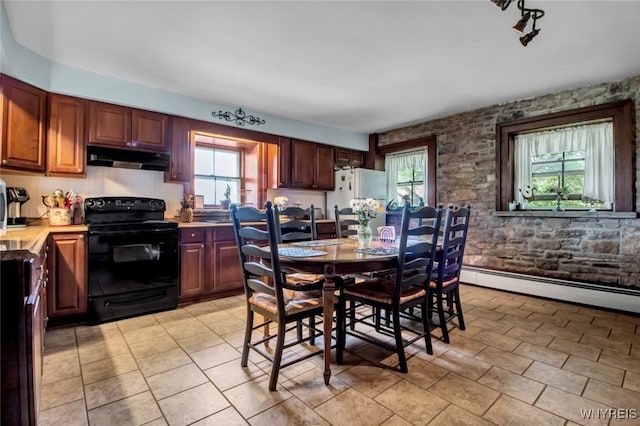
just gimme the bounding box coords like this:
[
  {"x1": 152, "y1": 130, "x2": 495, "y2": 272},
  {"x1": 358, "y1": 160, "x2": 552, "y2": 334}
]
[
  {"x1": 335, "y1": 148, "x2": 364, "y2": 169},
  {"x1": 276, "y1": 137, "x2": 292, "y2": 188},
  {"x1": 290, "y1": 139, "x2": 335, "y2": 190},
  {"x1": 165, "y1": 116, "x2": 192, "y2": 182},
  {"x1": 1, "y1": 75, "x2": 47, "y2": 172},
  {"x1": 47, "y1": 94, "x2": 86, "y2": 177},
  {"x1": 88, "y1": 101, "x2": 169, "y2": 152}
]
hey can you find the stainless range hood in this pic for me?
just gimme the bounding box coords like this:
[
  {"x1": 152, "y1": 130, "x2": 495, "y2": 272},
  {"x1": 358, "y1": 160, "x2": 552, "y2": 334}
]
[{"x1": 87, "y1": 146, "x2": 170, "y2": 171}]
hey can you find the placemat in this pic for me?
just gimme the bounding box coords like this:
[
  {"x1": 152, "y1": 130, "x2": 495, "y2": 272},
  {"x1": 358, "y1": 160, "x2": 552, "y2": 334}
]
[
  {"x1": 355, "y1": 246, "x2": 399, "y2": 256},
  {"x1": 292, "y1": 240, "x2": 343, "y2": 247},
  {"x1": 278, "y1": 247, "x2": 327, "y2": 257}
]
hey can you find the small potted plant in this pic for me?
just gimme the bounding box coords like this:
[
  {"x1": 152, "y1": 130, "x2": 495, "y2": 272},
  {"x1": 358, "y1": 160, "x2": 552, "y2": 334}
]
[{"x1": 220, "y1": 183, "x2": 232, "y2": 210}]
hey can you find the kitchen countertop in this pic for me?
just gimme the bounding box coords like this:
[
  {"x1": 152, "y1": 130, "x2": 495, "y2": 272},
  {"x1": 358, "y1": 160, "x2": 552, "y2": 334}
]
[{"x1": 0, "y1": 225, "x2": 88, "y2": 261}]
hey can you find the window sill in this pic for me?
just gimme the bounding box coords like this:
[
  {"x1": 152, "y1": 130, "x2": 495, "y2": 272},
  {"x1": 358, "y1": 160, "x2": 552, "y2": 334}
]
[{"x1": 495, "y1": 210, "x2": 637, "y2": 219}]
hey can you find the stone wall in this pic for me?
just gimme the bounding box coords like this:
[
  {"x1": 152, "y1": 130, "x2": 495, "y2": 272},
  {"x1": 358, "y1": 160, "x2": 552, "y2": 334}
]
[{"x1": 378, "y1": 75, "x2": 640, "y2": 288}]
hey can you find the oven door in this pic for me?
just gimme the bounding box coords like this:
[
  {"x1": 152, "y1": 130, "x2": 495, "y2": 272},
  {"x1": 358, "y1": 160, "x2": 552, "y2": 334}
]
[{"x1": 87, "y1": 226, "x2": 179, "y2": 323}]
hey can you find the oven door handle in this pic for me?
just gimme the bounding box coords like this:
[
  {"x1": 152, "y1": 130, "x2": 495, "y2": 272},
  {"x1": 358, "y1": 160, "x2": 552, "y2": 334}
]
[{"x1": 103, "y1": 291, "x2": 168, "y2": 308}]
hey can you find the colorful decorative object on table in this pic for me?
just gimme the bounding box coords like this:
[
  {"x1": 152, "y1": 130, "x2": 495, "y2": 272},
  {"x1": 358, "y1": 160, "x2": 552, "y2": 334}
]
[
  {"x1": 377, "y1": 226, "x2": 396, "y2": 243},
  {"x1": 349, "y1": 198, "x2": 382, "y2": 248},
  {"x1": 42, "y1": 189, "x2": 82, "y2": 226}
]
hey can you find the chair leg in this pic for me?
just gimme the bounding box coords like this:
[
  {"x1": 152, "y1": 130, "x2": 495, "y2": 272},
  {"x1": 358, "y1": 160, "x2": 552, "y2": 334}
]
[
  {"x1": 269, "y1": 321, "x2": 286, "y2": 391},
  {"x1": 436, "y1": 292, "x2": 450, "y2": 344},
  {"x1": 241, "y1": 309, "x2": 254, "y2": 367},
  {"x1": 349, "y1": 301, "x2": 356, "y2": 330},
  {"x1": 309, "y1": 315, "x2": 316, "y2": 345},
  {"x1": 454, "y1": 288, "x2": 465, "y2": 330},
  {"x1": 420, "y1": 300, "x2": 433, "y2": 355},
  {"x1": 296, "y1": 321, "x2": 303, "y2": 342},
  {"x1": 392, "y1": 308, "x2": 407, "y2": 373},
  {"x1": 263, "y1": 315, "x2": 270, "y2": 348}
]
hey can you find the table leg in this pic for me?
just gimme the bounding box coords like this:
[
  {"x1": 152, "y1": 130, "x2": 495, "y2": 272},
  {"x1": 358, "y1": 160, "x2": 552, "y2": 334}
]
[{"x1": 322, "y1": 264, "x2": 336, "y2": 385}]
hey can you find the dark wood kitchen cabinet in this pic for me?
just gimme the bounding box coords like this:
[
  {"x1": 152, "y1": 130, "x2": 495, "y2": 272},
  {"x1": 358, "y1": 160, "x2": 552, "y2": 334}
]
[
  {"x1": 179, "y1": 228, "x2": 208, "y2": 298},
  {"x1": 275, "y1": 137, "x2": 292, "y2": 188},
  {"x1": 88, "y1": 100, "x2": 169, "y2": 152},
  {"x1": 211, "y1": 227, "x2": 243, "y2": 294},
  {"x1": 1, "y1": 74, "x2": 47, "y2": 172},
  {"x1": 165, "y1": 116, "x2": 192, "y2": 182},
  {"x1": 47, "y1": 94, "x2": 86, "y2": 177},
  {"x1": 179, "y1": 226, "x2": 243, "y2": 303},
  {"x1": 290, "y1": 139, "x2": 335, "y2": 190},
  {"x1": 47, "y1": 233, "x2": 87, "y2": 321},
  {"x1": 335, "y1": 148, "x2": 364, "y2": 168}
]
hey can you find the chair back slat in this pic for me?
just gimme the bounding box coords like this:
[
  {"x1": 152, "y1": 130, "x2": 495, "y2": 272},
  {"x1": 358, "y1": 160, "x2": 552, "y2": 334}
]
[
  {"x1": 274, "y1": 205, "x2": 317, "y2": 242},
  {"x1": 435, "y1": 205, "x2": 471, "y2": 284},
  {"x1": 393, "y1": 203, "x2": 443, "y2": 301},
  {"x1": 334, "y1": 205, "x2": 359, "y2": 238}
]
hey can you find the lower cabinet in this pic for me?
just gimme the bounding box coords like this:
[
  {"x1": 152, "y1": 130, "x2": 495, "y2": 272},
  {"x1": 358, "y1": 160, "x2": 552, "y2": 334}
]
[
  {"x1": 47, "y1": 233, "x2": 87, "y2": 321},
  {"x1": 179, "y1": 229, "x2": 208, "y2": 298},
  {"x1": 179, "y1": 226, "x2": 243, "y2": 302}
]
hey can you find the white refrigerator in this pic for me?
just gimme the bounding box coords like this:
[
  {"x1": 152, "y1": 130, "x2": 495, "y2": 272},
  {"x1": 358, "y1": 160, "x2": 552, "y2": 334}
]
[{"x1": 326, "y1": 168, "x2": 387, "y2": 231}]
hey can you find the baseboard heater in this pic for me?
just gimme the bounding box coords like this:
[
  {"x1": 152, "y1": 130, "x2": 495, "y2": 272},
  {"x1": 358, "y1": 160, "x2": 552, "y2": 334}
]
[{"x1": 460, "y1": 266, "x2": 640, "y2": 314}]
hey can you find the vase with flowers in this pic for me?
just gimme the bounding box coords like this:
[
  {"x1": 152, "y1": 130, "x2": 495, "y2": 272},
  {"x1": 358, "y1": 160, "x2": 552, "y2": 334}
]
[{"x1": 349, "y1": 198, "x2": 382, "y2": 247}]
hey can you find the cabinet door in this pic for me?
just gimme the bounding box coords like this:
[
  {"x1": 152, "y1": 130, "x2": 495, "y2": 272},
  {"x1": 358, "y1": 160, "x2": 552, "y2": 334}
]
[
  {"x1": 351, "y1": 151, "x2": 364, "y2": 168},
  {"x1": 1, "y1": 75, "x2": 46, "y2": 171},
  {"x1": 166, "y1": 116, "x2": 192, "y2": 182},
  {"x1": 291, "y1": 139, "x2": 316, "y2": 188},
  {"x1": 277, "y1": 137, "x2": 291, "y2": 188},
  {"x1": 88, "y1": 101, "x2": 131, "y2": 146},
  {"x1": 47, "y1": 94, "x2": 86, "y2": 176},
  {"x1": 335, "y1": 148, "x2": 351, "y2": 165},
  {"x1": 131, "y1": 109, "x2": 169, "y2": 152},
  {"x1": 25, "y1": 284, "x2": 43, "y2": 426},
  {"x1": 314, "y1": 144, "x2": 335, "y2": 190},
  {"x1": 47, "y1": 233, "x2": 87, "y2": 319},
  {"x1": 213, "y1": 240, "x2": 243, "y2": 293},
  {"x1": 179, "y1": 242, "x2": 207, "y2": 298}
]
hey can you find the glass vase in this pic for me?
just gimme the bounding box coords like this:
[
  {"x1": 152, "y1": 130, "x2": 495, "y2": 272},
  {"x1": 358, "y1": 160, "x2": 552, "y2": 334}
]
[{"x1": 357, "y1": 220, "x2": 373, "y2": 248}]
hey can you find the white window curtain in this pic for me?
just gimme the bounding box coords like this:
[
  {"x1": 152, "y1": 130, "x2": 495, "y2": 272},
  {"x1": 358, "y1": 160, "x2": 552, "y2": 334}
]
[
  {"x1": 513, "y1": 122, "x2": 613, "y2": 204},
  {"x1": 385, "y1": 148, "x2": 428, "y2": 205}
]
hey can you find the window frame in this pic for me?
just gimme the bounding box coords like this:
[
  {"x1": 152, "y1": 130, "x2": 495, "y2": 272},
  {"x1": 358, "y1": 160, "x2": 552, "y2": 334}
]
[
  {"x1": 193, "y1": 143, "x2": 242, "y2": 207},
  {"x1": 378, "y1": 135, "x2": 437, "y2": 207},
  {"x1": 496, "y1": 100, "x2": 634, "y2": 212}
]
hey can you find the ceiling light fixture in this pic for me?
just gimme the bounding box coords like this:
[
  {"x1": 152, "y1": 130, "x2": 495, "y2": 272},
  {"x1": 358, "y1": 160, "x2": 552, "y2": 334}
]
[
  {"x1": 211, "y1": 108, "x2": 266, "y2": 126},
  {"x1": 491, "y1": 0, "x2": 545, "y2": 46}
]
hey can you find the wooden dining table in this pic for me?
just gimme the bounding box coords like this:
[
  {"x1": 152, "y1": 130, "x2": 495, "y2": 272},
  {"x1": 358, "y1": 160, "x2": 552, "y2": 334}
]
[{"x1": 277, "y1": 238, "x2": 399, "y2": 385}]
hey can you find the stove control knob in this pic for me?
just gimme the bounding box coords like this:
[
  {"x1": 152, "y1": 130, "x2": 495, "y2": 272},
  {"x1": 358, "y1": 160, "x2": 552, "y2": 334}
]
[
  {"x1": 149, "y1": 200, "x2": 157, "y2": 209},
  {"x1": 95, "y1": 199, "x2": 105, "y2": 209},
  {"x1": 157, "y1": 200, "x2": 165, "y2": 210},
  {"x1": 85, "y1": 199, "x2": 95, "y2": 209}
]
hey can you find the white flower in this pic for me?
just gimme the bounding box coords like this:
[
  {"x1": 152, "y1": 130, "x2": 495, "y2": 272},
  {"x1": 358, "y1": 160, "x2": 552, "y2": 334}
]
[{"x1": 349, "y1": 198, "x2": 381, "y2": 221}]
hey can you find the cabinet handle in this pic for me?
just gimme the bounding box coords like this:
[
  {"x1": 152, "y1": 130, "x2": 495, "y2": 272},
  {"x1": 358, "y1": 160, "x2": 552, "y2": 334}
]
[
  {"x1": 191, "y1": 233, "x2": 196, "y2": 237},
  {"x1": 77, "y1": 168, "x2": 82, "y2": 172},
  {"x1": 2, "y1": 159, "x2": 6, "y2": 164},
  {"x1": 201, "y1": 244, "x2": 205, "y2": 248},
  {"x1": 78, "y1": 234, "x2": 84, "y2": 239}
]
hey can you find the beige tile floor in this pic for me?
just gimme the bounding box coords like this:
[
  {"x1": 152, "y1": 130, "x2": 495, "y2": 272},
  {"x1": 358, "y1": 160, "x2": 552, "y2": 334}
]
[{"x1": 39, "y1": 285, "x2": 640, "y2": 425}]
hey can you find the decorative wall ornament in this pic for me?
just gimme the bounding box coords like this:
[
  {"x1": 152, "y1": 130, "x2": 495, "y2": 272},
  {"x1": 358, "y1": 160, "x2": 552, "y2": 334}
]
[{"x1": 211, "y1": 108, "x2": 265, "y2": 126}]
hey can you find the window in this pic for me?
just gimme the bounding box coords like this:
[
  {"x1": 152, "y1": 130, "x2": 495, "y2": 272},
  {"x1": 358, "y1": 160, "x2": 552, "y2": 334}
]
[
  {"x1": 385, "y1": 149, "x2": 427, "y2": 207},
  {"x1": 514, "y1": 121, "x2": 613, "y2": 210},
  {"x1": 194, "y1": 146, "x2": 240, "y2": 206},
  {"x1": 496, "y1": 100, "x2": 634, "y2": 212},
  {"x1": 378, "y1": 135, "x2": 437, "y2": 208}
]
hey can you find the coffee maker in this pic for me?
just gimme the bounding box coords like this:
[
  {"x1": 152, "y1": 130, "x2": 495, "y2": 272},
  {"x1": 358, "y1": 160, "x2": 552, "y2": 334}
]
[{"x1": 6, "y1": 187, "x2": 30, "y2": 228}]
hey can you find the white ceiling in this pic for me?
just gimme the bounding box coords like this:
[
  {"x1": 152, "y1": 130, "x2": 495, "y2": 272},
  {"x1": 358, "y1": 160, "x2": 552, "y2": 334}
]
[{"x1": 4, "y1": 0, "x2": 640, "y2": 134}]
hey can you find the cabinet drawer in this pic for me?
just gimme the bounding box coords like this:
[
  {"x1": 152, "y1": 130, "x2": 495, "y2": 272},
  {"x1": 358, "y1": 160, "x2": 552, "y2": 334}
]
[{"x1": 180, "y1": 229, "x2": 206, "y2": 244}]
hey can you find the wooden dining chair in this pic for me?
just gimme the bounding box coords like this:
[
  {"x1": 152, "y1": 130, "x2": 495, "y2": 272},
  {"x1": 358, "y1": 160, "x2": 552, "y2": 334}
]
[
  {"x1": 336, "y1": 204, "x2": 442, "y2": 372},
  {"x1": 428, "y1": 204, "x2": 471, "y2": 344},
  {"x1": 274, "y1": 205, "x2": 316, "y2": 243},
  {"x1": 231, "y1": 202, "x2": 326, "y2": 391},
  {"x1": 334, "y1": 205, "x2": 358, "y2": 238}
]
